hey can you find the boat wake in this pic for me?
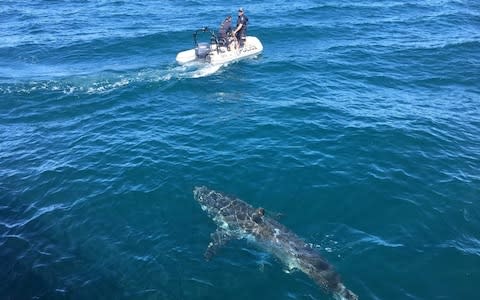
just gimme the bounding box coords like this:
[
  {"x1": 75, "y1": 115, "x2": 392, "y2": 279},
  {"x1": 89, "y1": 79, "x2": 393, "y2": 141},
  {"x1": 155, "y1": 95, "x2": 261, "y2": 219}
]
[
  {"x1": 170, "y1": 62, "x2": 224, "y2": 79},
  {"x1": 1, "y1": 63, "x2": 225, "y2": 96}
]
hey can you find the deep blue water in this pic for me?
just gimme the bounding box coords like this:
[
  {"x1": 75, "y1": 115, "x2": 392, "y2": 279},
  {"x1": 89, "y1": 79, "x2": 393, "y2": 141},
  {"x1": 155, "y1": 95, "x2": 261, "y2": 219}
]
[{"x1": 1, "y1": 1, "x2": 479, "y2": 299}]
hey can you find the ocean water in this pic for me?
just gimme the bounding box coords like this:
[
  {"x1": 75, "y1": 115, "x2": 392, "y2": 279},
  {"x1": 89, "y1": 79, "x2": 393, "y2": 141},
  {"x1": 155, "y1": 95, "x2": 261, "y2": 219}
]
[{"x1": 1, "y1": 0, "x2": 479, "y2": 299}]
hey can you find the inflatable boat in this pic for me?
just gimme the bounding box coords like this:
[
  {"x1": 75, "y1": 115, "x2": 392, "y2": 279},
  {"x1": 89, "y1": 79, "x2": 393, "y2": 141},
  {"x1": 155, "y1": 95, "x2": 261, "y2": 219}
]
[{"x1": 176, "y1": 27, "x2": 263, "y2": 65}]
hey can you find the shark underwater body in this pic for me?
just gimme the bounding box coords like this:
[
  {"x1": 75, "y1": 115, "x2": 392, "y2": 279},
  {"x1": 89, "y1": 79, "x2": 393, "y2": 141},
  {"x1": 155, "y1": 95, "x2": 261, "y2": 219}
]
[{"x1": 193, "y1": 186, "x2": 358, "y2": 300}]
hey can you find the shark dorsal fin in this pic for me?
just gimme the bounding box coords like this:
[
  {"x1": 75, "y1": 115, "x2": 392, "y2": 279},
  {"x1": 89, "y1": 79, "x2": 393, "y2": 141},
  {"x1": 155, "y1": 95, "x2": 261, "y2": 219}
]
[{"x1": 252, "y1": 207, "x2": 265, "y2": 223}]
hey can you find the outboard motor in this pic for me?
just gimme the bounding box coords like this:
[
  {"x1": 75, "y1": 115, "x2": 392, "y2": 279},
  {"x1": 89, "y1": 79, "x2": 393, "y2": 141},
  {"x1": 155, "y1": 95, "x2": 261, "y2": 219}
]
[{"x1": 195, "y1": 42, "x2": 210, "y2": 59}]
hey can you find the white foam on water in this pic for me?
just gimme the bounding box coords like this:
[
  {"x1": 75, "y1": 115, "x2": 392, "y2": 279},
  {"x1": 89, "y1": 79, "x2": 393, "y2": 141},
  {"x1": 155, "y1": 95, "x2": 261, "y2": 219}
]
[
  {"x1": 166, "y1": 61, "x2": 225, "y2": 79},
  {"x1": 190, "y1": 64, "x2": 222, "y2": 78},
  {"x1": 2, "y1": 61, "x2": 227, "y2": 96}
]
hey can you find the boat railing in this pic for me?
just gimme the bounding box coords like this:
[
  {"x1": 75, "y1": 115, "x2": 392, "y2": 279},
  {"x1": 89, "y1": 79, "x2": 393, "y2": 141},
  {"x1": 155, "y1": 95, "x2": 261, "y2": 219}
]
[{"x1": 193, "y1": 27, "x2": 220, "y2": 54}]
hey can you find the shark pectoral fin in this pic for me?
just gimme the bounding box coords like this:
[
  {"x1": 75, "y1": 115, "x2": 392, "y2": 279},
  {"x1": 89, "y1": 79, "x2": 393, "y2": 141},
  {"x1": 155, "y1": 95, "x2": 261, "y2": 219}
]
[
  {"x1": 260, "y1": 208, "x2": 284, "y2": 221},
  {"x1": 204, "y1": 229, "x2": 231, "y2": 261}
]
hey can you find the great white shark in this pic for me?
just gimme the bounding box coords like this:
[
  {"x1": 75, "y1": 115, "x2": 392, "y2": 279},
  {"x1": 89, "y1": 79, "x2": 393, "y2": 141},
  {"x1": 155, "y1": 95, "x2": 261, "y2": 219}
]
[{"x1": 193, "y1": 186, "x2": 358, "y2": 300}]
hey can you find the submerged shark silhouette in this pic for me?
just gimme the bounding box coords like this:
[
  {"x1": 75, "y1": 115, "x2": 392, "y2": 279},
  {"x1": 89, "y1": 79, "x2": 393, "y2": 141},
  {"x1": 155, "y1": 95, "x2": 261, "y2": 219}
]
[{"x1": 193, "y1": 186, "x2": 358, "y2": 300}]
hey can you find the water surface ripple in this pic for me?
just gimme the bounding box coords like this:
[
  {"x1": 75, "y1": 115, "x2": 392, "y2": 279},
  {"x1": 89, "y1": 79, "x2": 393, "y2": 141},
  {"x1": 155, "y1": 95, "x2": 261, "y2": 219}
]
[{"x1": 1, "y1": 1, "x2": 479, "y2": 299}]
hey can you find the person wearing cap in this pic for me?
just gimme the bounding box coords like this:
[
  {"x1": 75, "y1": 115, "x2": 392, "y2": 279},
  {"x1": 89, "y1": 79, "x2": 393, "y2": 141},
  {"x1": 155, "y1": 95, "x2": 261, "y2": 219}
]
[{"x1": 233, "y1": 8, "x2": 248, "y2": 48}]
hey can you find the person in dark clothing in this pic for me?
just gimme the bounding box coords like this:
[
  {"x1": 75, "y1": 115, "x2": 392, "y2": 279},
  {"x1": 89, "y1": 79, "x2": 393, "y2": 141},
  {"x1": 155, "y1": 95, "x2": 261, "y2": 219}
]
[
  {"x1": 218, "y1": 15, "x2": 232, "y2": 41},
  {"x1": 233, "y1": 7, "x2": 248, "y2": 47},
  {"x1": 218, "y1": 15, "x2": 235, "y2": 50}
]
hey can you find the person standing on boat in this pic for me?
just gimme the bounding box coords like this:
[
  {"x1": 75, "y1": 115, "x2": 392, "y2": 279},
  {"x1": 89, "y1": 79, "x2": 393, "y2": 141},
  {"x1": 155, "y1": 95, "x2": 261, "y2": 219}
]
[{"x1": 233, "y1": 7, "x2": 248, "y2": 48}]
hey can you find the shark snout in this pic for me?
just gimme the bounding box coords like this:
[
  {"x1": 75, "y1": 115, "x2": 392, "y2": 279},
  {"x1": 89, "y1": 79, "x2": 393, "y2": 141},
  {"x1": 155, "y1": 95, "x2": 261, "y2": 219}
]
[
  {"x1": 193, "y1": 186, "x2": 209, "y2": 204},
  {"x1": 193, "y1": 186, "x2": 202, "y2": 202}
]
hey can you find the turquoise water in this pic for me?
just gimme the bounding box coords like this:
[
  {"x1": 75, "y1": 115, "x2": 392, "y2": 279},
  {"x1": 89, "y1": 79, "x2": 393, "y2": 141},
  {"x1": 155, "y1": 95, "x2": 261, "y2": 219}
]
[{"x1": 1, "y1": 1, "x2": 479, "y2": 299}]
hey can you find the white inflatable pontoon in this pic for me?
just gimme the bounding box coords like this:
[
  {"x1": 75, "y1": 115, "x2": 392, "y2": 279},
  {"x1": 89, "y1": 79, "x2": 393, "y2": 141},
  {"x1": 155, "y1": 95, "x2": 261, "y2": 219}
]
[{"x1": 176, "y1": 27, "x2": 263, "y2": 65}]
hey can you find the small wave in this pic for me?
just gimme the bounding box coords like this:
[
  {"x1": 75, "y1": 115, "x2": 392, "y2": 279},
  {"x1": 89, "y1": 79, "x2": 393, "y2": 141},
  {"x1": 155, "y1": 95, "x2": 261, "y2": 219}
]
[
  {"x1": 2, "y1": 203, "x2": 69, "y2": 230},
  {"x1": 346, "y1": 227, "x2": 404, "y2": 248},
  {"x1": 188, "y1": 277, "x2": 215, "y2": 287},
  {"x1": 440, "y1": 235, "x2": 480, "y2": 256}
]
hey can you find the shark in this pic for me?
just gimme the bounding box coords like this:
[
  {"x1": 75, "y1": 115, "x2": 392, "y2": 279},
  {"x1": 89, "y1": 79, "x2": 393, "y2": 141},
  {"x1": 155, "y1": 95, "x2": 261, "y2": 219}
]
[{"x1": 193, "y1": 186, "x2": 358, "y2": 300}]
